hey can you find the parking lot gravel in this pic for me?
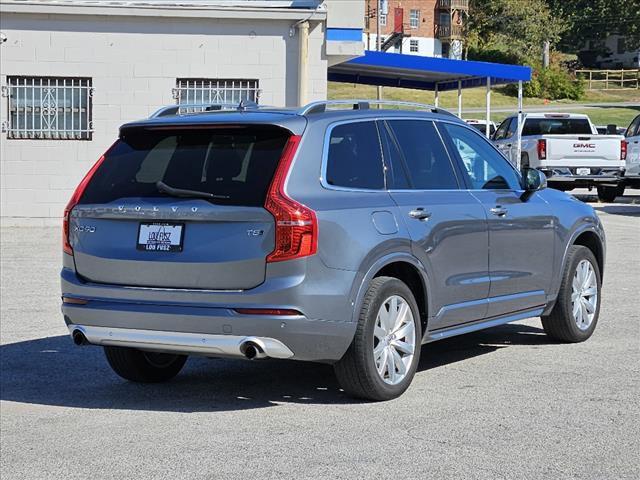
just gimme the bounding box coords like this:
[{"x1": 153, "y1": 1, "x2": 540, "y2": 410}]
[{"x1": 1, "y1": 193, "x2": 639, "y2": 480}]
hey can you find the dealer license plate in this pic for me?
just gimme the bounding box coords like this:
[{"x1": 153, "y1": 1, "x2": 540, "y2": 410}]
[{"x1": 137, "y1": 223, "x2": 184, "y2": 252}]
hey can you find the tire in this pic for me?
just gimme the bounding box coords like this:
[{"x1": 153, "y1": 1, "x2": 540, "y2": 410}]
[
  {"x1": 104, "y1": 346, "x2": 187, "y2": 383},
  {"x1": 334, "y1": 276, "x2": 422, "y2": 401},
  {"x1": 596, "y1": 185, "x2": 623, "y2": 203},
  {"x1": 541, "y1": 245, "x2": 601, "y2": 343}
]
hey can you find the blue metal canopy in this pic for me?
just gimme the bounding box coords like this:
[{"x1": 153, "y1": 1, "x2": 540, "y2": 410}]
[{"x1": 328, "y1": 50, "x2": 532, "y2": 91}]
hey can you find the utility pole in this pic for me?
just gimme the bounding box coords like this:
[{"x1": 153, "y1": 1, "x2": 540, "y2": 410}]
[{"x1": 543, "y1": 40, "x2": 550, "y2": 68}]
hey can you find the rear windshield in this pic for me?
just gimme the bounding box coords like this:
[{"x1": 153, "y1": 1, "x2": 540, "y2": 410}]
[
  {"x1": 80, "y1": 126, "x2": 290, "y2": 206},
  {"x1": 522, "y1": 118, "x2": 592, "y2": 136}
]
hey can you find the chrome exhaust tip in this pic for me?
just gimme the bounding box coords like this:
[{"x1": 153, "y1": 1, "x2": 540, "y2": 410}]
[
  {"x1": 72, "y1": 329, "x2": 89, "y2": 346},
  {"x1": 240, "y1": 341, "x2": 266, "y2": 360}
]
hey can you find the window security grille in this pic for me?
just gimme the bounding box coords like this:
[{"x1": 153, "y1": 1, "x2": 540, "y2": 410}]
[
  {"x1": 172, "y1": 79, "x2": 260, "y2": 113},
  {"x1": 3, "y1": 76, "x2": 93, "y2": 140},
  {"x1": 410, "y1": 40, "x2": 419, "y2": 53}
]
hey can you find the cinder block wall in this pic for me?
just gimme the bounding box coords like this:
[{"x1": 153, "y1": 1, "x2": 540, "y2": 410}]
[{"x1": 0, "y1": 12, "x2": 327, "y2": 225}]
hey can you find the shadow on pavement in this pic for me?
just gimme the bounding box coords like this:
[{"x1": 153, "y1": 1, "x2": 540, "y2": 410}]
[
  {"x1": 1, "y1": 323, "x2": 549, "y2": 412},
  {"x1": 592, "y1": 204, "x2": 640, "y2": 217}
]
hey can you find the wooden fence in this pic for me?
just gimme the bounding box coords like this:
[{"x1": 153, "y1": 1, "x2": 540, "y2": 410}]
[{"x1": 576, "y1": 69, "x2": 640, "y2": 90}]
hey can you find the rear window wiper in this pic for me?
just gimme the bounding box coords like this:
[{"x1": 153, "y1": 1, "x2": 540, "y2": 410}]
[{"x1": 156, "y1": 181, "x2": 230, "y2": 200}]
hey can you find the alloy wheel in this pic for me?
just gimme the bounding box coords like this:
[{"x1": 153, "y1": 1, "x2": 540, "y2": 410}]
[{"x1": 373, "y1": 295, "x2": 417, "y2": 385}]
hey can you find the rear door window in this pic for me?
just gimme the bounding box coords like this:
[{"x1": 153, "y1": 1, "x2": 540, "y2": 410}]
[
  {"x1": 384, "y1": 120, "x2": 459, "y2": 190},
  {"x1": 79, "y1": 125, "x2": 290, "y2": 206},
  {"x1": 325, "y1": 121, "x2": 385, "y2": 190}
]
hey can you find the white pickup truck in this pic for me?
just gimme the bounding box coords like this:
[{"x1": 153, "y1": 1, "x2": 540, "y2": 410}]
[{"x1": 493, "y1": 113, "x2": 627, "y2": 201}]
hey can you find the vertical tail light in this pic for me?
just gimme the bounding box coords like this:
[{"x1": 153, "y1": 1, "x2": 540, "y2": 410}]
[
  {"x1": 537, "y1": 139, "x2": 547, "y2": 160},
  {"x1": 264, "y1": 135, "x2": 318, "y2": 263},
  {"x1": 621, "y1": 140, "x2": 627, "y2": 161},
  {"x1": 63, "y1": 146, "x2": 113, "y2": 255}
]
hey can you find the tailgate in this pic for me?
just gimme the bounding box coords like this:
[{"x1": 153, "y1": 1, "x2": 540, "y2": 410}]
[
  {"x1": 70, "y1": 124, "x2": 291, "y2": 290},
  {"x1": 544, "y1": 135, "x2": 624, "y2": 166},
  {"x1": 71, "y1": 200, "x2": 274, "y2": 290}
]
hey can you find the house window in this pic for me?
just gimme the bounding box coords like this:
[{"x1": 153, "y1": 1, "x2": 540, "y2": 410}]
[
  {"x1": 410, "y1": 39, "x2": 419, "y2": 53},
  {"x1": 4, "y1": 76, "x2": 93, "y2": 140},
  {"x1": 173, "y1": 79, "x2": 260, "y2": 112},
  {"x1": 410, "y1": 9, "x2": 420, "y2": 28},
  {"x1": 380, "y1": 13, "x2": 387, "y2": 26}
]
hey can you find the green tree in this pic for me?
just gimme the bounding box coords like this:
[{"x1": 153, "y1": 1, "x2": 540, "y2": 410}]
[
  {"x1": 464, "y1": 0, "x2": 565, "y2": 65},
  {"x1": 547, "y1": 0, "x2": 640, "y2": 54}
]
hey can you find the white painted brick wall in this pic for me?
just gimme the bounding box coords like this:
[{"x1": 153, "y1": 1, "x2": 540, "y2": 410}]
[{"x1": 0, "y1": 11, "x2": 329, "y2": 223}]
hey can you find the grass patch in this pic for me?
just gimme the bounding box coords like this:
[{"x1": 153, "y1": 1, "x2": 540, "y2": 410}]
[{"x1": 568, "y1": 108, "x2": 640, "y2": 128}]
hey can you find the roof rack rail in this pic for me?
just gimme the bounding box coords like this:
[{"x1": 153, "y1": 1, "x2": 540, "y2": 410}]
[
  {"x1": 298, "y1": 99, "x2": 456, "y2": 116},
  {"x1": 149, "y1": 100, "x2": 263, "y2": 118}
]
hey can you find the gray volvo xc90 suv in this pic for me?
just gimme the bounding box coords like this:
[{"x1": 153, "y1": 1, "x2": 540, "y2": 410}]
[{"x1": 61, "y1": 100, "x2": 605, "y2": 400}]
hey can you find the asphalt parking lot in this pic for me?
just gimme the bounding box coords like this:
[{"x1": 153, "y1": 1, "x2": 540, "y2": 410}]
[{"x1": 1, "y1": 191, "x2": 639, "y2": 480}]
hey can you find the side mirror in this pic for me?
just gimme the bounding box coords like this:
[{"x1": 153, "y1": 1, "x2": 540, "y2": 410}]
[{"x1": 522, "y1": 167, "x2": 547, "y2": 192}]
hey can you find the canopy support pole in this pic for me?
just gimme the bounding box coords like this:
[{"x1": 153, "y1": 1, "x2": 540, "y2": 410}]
[
  {"x1": 457, "y1": 80, "x2": 462, "y2": 118},
  {"x1": 485, "y1": 77, "x2": 491, "y2": 138},
  {"x1": 516, "y1": 80, "x2": 523, "y2": 170},
  {"x1": 434, "y1": 83, "x2": 439, "y2": 108}
]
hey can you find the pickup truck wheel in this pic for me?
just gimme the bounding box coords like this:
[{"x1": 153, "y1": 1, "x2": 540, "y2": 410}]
[
  {"x1": 541, "y1": 246, "x2": 601, "y2": 342},
  {"x1": 104, "y1": 346, "x2": 187, "y2": 383},
  {"x1": 334, "y1": 276, "x2": 422, "y2": 401},
  {"x1": 596, "y1": 185, "x2": 623, "y2": 203}
]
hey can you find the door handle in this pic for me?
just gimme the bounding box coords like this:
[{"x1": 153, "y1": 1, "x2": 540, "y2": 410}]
[
  {"x1": 490, "y1": 206, "x2": 508, "y2": 217},
  {"x1": 409, "y1": 208, "x2": 432, "y2": 220},
  {"x1": 505, "y1": 144, "x2": 512, "y2": 148}
]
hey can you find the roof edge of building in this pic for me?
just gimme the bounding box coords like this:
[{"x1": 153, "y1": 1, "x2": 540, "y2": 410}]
[{"x1": 0, "y1": 0, "x2": 328, "y2": 21}]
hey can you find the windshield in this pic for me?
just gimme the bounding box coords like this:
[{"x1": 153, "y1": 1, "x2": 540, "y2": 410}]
[
  {"x1": 79, "y1": 125, "x2": 290, "y2": 206},
  {"x1": 522, "y1": 118, "x2": 592, "y2": 135}
]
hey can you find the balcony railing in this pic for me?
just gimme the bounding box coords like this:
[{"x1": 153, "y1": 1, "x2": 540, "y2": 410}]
[
  {"x1": 435, "y1": 23, "x2": 464, "y2": 40},
  {"x1": 438, "y1": 0, "x2": 470, "y2": 10}
]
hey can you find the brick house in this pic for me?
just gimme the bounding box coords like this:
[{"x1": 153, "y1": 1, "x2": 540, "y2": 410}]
[{"x1": 364, "y1": 0, "x2": 468, "y2": 59}]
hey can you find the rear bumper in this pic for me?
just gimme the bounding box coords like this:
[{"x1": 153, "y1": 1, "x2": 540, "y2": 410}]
[
  {"x1": 68, "y1": 324, "x2": 295, "y2": 359},
  {"x1": 541, "y1": 167, "x2": 625, "y2": 187},
  {"x1": 61, "y1": 299, "x2": 355, "y2": 363}
]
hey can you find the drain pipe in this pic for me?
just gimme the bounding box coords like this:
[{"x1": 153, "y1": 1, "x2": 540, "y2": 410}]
[{"x1": 297, "y1": 20, "x2": 309, "y2": 107}]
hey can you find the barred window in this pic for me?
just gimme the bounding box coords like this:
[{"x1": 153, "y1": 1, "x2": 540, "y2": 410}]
[
  {"x1": 173, "y1": 79, "x2": 260, "y2": 113},
  {"x1": 410, "y1": 39, "x2": 419, "y2": 53},
  {"x1": 4, "y1": 76, "x2": 93, "y2": 140},
  {"x1": 410, "y1": 9, "x2": 420, "y2": 28}
]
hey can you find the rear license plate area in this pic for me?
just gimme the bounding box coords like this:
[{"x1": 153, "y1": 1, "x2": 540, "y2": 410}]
[
  {"x1": 137, "y1": 222, "x2": 184, "y2": 252},
  {"x1": 576, "y1": 168, "x2": 591, "y2": 176}
]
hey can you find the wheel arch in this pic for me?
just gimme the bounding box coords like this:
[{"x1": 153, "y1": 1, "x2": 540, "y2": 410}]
[
  {"x1": 352, "y1": 253, "x2": 431, "y2": 335},
  {"x1": 572, "y1": 230, "x2": 605, "y2": 279}
]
